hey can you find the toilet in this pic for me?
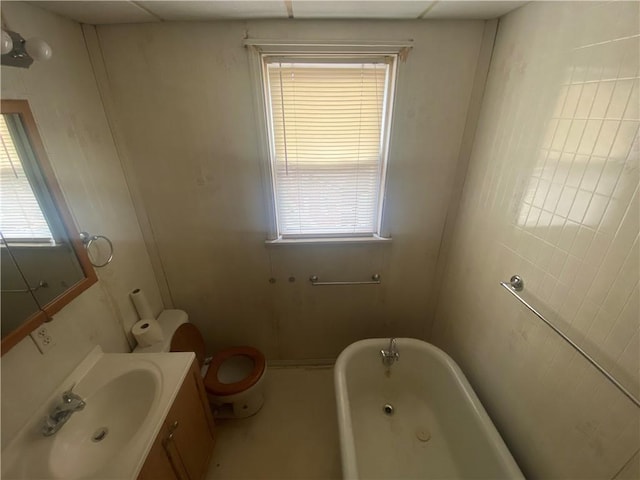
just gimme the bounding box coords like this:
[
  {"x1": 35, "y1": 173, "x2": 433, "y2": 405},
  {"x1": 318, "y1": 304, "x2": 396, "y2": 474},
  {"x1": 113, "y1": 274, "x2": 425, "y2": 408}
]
[{"x1": 133, "y1": 310, "x2": 267, "y2": 418}]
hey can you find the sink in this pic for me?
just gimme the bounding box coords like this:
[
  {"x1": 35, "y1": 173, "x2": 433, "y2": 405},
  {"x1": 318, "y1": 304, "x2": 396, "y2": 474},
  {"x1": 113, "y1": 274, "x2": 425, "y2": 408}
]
[
  {"x1": 2, "y1": 346, "x2": 195, "y2": 479},
  {"x1": 47, "y1": 369, "x2": 158, "y2": 478}
]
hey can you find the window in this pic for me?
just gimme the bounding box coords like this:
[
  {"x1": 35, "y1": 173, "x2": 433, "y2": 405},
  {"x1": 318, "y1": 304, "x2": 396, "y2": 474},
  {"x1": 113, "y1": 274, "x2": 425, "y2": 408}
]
[
  {"x1": 262, "y1": 54, "x2": 397, "y2": 239},
  {"x1": 0, "y1": 115, "x2": 54, "y2": 243}
]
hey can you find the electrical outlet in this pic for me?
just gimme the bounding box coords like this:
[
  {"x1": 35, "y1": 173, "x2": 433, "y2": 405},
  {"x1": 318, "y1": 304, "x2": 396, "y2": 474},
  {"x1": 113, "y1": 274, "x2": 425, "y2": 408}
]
[{"x1": 30, "y1": 325, "x2": 56, "y2": 354}]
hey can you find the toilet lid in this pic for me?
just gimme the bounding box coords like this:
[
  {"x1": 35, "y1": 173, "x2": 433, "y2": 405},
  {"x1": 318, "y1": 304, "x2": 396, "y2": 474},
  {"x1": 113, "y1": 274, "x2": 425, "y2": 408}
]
[
  {"x1": 204, "y1": 346, "x2": 265, "y2": 396},
  {"x1": 169, "y1": 323, "x2": 206, "y2": 368}
]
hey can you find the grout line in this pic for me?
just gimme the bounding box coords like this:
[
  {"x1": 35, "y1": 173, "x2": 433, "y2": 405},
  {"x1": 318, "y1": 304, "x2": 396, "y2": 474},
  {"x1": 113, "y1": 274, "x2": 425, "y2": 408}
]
[
  {"x1": 563, "y1": 76, "x2": 640, "y2": 86},
  {"x1": 550, "y1": 116, "x2": 638, "y2": 122},
  {"x1": 612, "y1": 443, "x2": 639, "y2": 479},
  {"x1": 509, "y1": 29, "x2": 639, "y2": 393},
  {"x1": 517, "y1": 61, "x2": 583, "y2": 279},
  {"x1": 611, "y1": 327, "x2": 639, "y2": 386},
  {"x1": 574, "y1": 33, "x2": 640, "y2": 50},
  {"x1": 602, "y1": 270, "x2": 639, "y2": 359}
]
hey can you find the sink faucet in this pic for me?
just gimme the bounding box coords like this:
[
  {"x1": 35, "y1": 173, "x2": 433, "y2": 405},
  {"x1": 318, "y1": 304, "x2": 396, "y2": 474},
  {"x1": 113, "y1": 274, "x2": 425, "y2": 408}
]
[
  {"x1": 380, "y1": 338, "x2": 399, "y2": 367},
  {"x1": 42, "y1": 386, "x2": 85, "y2": 436}
]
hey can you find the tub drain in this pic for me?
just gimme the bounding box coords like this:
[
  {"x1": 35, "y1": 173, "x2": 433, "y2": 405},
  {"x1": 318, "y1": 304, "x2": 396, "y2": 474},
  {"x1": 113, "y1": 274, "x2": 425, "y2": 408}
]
[
  {"x1": 91, "y1": 427, "x2": 109, "y2": 442},
  {"x1": 383, "y1": 404, "x2": 394, "y2": 416},
  {"x1": 416, "y1": 428, "x2": 431, "y2": 442}
]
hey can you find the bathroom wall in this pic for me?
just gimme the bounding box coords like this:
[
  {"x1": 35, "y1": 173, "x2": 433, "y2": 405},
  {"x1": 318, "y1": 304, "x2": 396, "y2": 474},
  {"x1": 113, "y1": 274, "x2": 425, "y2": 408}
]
[
  {"x1": 433, "y1": 2, "x2": 639, "y2": 479},
  {"x1": 92, "y1": 19, "x2": 488, "y2": 359},
  {"x1": 1, "y1": 2, "x2": 163, "y2": 447}
]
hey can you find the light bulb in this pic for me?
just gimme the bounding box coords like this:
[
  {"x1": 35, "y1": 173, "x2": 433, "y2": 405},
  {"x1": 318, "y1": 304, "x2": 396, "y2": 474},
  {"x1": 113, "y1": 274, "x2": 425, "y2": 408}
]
[
  {"x1": 25, "y1": 37, "x2": 52, "y2": 61},
  {"x1": 1, "y1": 30, "x2": 13, "y2": 55}
]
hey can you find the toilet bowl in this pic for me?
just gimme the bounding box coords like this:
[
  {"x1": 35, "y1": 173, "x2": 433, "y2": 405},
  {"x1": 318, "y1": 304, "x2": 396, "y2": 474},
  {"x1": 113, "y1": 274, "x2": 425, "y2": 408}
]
[
  {"x1": 203, "y1": 345, "x2": 266, "y2": 417},
  {"x1": 133, "y1": 310, "x2": 266, "y2": 418}
]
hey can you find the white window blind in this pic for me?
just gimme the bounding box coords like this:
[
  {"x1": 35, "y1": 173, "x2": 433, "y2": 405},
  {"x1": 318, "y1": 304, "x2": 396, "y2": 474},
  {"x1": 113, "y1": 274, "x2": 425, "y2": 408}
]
[
  {"x1": 265, "y1": 58, "x2": 394, "y2": 237},
  {"x1": 0, "y1": 116, "x2": 53, "y2": 242}
]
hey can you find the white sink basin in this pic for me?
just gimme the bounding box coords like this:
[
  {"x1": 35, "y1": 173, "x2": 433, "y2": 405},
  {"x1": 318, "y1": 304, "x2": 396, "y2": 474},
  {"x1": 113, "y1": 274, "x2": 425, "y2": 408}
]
[
  {"x1": 48, "y1": 369, "x2": 158, "y2": 478},
  {"x1": 2, "y1": 346, "x2": 194, "y2": 479}
]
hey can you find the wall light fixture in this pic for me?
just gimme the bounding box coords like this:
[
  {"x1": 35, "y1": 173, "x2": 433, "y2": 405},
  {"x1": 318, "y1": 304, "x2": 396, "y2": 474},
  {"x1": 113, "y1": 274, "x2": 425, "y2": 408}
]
[{"x1": 1, "y1": 29, "x2": 52, "y2": 68}]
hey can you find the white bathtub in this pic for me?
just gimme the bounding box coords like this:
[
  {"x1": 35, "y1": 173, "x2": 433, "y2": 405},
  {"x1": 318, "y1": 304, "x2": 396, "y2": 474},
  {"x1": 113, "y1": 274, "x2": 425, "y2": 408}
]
[{"x1": 334, "y1": 338, "x2": 524, "y2": 479}]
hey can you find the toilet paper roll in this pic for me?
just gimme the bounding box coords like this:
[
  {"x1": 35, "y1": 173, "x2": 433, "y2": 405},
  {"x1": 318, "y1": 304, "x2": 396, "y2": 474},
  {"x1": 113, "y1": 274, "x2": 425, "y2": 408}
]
[
  {"x1": 131, "y1": 319, "x2": 164, "y2": 347},
  {"x1": 130, "y1": 288, "x2": 155, "y2": 321}
]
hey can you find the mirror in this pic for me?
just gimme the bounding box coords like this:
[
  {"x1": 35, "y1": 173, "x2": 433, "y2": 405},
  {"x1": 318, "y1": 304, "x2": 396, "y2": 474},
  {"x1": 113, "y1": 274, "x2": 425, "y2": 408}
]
[
  {"x1": 0, "y1": 100, "x2": 97, "y2": 353},
  {"x1": 0, "y1": 234, "x2": 43, "y2": 334}
]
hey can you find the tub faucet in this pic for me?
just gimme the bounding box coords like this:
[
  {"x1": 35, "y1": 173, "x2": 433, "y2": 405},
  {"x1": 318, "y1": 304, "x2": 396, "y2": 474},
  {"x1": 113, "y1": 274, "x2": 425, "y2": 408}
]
[
  {"x1": 381, "y1": 338, "x2": 399, "y2": 366},
  {"x1": 41, "y1": 386, "x2": 85, "y2": 436}
]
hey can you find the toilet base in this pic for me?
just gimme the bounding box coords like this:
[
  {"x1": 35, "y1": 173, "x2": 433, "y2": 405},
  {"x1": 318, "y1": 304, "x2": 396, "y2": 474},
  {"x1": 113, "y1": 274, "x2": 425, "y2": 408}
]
[
  {"x1": 208, "y1": 364, "x2": 267, "y2": 419},
  {"x1": 211, "y1": 390, "x2": 265, "y2": 419}
]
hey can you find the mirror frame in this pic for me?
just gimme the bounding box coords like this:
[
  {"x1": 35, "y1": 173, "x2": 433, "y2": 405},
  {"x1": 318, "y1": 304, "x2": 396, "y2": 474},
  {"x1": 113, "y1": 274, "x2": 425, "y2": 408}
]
[{"x1": 1, "y1": 99, "x2": 97, "y2": 354}]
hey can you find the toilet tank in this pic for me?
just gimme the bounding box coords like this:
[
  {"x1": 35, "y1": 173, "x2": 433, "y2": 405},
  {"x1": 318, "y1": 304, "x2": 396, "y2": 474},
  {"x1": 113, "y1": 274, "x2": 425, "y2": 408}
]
[{"x1": 133, "y1": 309, "x2": 188, "y2": 353}]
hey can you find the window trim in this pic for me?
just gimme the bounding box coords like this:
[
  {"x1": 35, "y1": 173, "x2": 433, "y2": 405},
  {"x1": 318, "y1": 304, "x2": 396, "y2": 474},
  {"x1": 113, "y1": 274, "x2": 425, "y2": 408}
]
[{"x1": 246, "y1": 40, "x2": 410, "y2": 243}]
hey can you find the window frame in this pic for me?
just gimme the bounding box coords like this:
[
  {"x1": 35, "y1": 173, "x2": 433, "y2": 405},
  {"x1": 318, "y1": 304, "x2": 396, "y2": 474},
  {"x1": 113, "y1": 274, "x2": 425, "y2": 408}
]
[{"x1": 246, "y1": 40, "x2": 409, "y2": 244}]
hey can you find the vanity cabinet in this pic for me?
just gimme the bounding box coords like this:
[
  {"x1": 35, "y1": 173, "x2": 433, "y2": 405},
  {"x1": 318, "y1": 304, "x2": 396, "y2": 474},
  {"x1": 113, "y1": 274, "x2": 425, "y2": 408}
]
[{"x1": 139, "y1": 358, "x2": 215, "y2": 480}]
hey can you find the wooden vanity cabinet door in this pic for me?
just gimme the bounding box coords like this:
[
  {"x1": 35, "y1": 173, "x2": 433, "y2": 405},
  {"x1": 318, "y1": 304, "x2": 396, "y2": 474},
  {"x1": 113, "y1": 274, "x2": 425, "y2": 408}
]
[
  {"x1": 138, "y1": 423, "x2": 179, "y2": 480},
  {"x1": 163, "y1": 431, "x2": 190, "y2": 480},
  {"x1": 138, "y1": 359, "x2": 215, "y2": 480},
  {"x1": 166, "y1": 359, "x2": 216, "y2": 480}
]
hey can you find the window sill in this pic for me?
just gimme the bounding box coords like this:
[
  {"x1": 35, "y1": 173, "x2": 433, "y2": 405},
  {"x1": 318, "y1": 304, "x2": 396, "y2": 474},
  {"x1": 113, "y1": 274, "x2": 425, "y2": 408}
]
[
  {"x1": 265, "y1": 235, "x2": 392, "y2": 246},
  {"x1": 1, "y1": 241, "x2": 59, "y2": 248}
]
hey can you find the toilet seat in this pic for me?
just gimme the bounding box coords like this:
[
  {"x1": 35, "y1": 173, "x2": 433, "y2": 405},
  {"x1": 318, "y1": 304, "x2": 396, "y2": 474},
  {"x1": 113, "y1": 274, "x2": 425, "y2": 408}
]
[
  {"x1": 204, "y1": 346, "x2": 266, "y2": 396},
  {"x1": 169, "y1": 323, "x2": 266, "y2": 397}
]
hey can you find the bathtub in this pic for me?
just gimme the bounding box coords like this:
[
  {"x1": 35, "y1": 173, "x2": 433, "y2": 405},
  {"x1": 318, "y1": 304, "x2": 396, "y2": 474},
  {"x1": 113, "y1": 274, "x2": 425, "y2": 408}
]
[{"x1": 334, "y1": 338, "x2": 524, "y2": 479}]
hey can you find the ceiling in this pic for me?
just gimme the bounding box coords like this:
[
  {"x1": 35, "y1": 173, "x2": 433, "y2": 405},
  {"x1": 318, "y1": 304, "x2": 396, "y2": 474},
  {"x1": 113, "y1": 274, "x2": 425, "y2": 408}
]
[{"x1": 30, "y1": 1, "x2": 527, "y2": 24}]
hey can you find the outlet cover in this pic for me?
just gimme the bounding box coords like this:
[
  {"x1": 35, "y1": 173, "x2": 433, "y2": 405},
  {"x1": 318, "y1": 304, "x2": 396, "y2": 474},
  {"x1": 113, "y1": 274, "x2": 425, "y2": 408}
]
[{"x1": 30, "y1": 325, "x2": 56, "y2": 354}]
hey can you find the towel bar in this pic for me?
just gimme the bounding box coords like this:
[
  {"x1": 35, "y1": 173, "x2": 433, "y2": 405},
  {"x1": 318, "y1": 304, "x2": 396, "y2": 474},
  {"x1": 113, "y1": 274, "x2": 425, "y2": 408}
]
[
  {"x1": 501, "y1": 275, "x2": 639, "y2": 409},
  {"x1": 309, "y1": 274, "x2": 381, "y2": 286}
]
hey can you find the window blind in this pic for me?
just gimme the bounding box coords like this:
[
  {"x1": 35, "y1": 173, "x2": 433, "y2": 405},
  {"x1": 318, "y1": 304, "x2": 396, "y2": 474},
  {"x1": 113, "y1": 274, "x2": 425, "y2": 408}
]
[
  {"x1": 265, "y1": 60, "x2": 392, "y2": 237},
  {"x1": 0, "y1": 116, "x2": 53, "y2": 242}
]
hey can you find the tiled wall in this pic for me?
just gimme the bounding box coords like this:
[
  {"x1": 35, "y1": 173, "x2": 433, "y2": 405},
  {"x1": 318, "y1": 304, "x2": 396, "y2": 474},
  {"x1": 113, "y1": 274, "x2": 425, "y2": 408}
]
[
  {"x1": 433, "y1": 2, "x2": 639, "y2": 479},
  {"x1": 1, "y1": 2, "x2": 163, "y2": 447}
]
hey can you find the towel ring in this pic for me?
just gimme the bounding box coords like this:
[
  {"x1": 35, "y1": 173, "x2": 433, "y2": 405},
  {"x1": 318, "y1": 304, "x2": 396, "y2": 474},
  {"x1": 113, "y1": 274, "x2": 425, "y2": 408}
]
[{"x1": 80, "y1": 231, "x2": 114, "y2": 268}]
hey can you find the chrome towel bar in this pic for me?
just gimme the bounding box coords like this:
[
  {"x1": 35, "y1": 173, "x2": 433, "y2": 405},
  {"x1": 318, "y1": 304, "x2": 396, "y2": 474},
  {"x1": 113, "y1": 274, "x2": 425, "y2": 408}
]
[
  {"x1": 309, "y1": 273, "x2": 381, "y2": 286},
  {"x1": 501, "y1": 275, "x2": 639, "y2": 409}
]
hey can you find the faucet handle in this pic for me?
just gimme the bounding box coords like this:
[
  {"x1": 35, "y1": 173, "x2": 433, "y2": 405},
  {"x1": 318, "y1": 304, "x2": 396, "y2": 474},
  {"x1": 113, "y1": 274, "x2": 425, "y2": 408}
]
[{"x1": 62, "y1": 383, "x2": 84, "y2": 403}]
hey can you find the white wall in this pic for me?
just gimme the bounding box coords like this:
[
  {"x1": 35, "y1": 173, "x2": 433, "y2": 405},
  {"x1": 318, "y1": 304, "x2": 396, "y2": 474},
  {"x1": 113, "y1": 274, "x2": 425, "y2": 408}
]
[
  {"x1": 93, "y1": 19, "x2": 488, "y2": 359},
  {"x1": 433, "y1": 2, "x2": 639, "y2": 478},
  {"x1": 1, "y1": 2, "x2": 163, "y2": 447}
]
